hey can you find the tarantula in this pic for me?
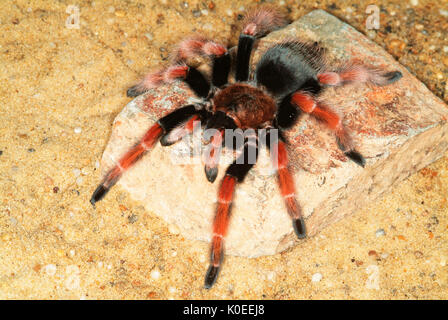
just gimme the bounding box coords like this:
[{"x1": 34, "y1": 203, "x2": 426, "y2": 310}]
[{"x1": 91, "y1": 6, "x2": 402, "y2": 289}]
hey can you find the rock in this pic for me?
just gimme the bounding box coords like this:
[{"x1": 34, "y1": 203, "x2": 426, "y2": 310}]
[{"x1": 98, "y1": 10, "x2": 448, "y2": 257}]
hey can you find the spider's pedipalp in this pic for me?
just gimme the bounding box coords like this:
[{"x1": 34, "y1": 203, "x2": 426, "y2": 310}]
[
  {"x1": 160, "y1": 114, "x2": 202, "y2": 146},
  {"x1": 203, "y1": 129, "x2": 224, "y2": 183}
]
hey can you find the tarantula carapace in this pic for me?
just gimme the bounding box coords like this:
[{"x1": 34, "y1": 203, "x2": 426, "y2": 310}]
[{"x1": 91, "y1": 6, "x2": 402, "y2": 289}]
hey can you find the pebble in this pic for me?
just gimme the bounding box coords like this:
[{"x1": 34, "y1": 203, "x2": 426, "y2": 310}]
[
  {"x1": 65, "y1": 265, "x2": 80, "y2": 290},
  {"x1": 388, "y1": 39, "x2": 406, "y2": 52},
  {"x1": 201, "y1": 9, "x2": 209, "y2": 16},
  {"x1": 44, "y1": 176, "x2": 54, "y2": 185},
  {"x1": 414, "y1": 250, "x2": 424, "y2": 258},
  {"x1": 107, "y1": 6, "x2": 115, "y2": 13},
  {"x1": 192, "y1": 10, "x2": 201, "y2": 17},
  {"x1": 311, "y1": 273, "x2": 322, "y2": 282},
  {"x1": 266, "y1": 271, "x2": 276, "y2": 281},
  {"x1": 44, "y1": 264, "x2": 57, "y2": 276},
  {"x1": 81, "y1": 167, "x2": 89, "y2": 176},
  {"x1": 168, "y1": 224, "x2": 180, "y2": 235},
  {"x1": 74, "y1": 127, "x2": 82, "y2": 134},
  {"x1": 410, "y1": 0, "x2": 418, "y2": 6},
  {"x1": 76, "y1": 176, "x2": 83, "y2": 185},
  {"x1": 226, "y1": 9, "x2": 233, "y2": 16},
  {"x1": 115, "y1": 10, "x2": 125, "y2": 17},
  {"x1": 365, "y1": 265, "x2": 380, "y2": 290},
  {"x1": 380, "y1": 253, "x2": 389, "y2": 259},
  {"x1": 9, "y1": 217, "x2": 18, "y2": 226},
  {"x1": 440, "y1": 9, "x2": 448, "y2": 17},
  {"x1": 73, "y1": 168, "x2": 81, "y2": 177},
  {"x1": 375, "y1": 228, "x2": 386, "y2": 237},
  {"x1": 150, "y1": 268, "x2": 161, "y2": 280},
  {"x1": 144, "y1": 33, "x2": 153, "y2": 41}
]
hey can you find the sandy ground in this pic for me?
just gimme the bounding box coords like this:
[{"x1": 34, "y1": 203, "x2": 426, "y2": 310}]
[{"x1": 0, "y1": 0, "x2": 447, "y2": 299}]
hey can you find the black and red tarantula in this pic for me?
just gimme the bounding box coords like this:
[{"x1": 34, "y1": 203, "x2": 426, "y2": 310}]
[{"x1": 91, "y1": 6, "x2": 402, "y2": 289}]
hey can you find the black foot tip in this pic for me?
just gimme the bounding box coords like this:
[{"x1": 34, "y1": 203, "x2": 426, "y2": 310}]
[
  {"x1": 204, "y1": 265, "x2": 220, "y2": 290},
  {"x1": 90, "y1": 184, "x2": 108, "y2": 207},
  {"x1": 293, "y1": 217, "x2": 307, "y2": 239},
  {"x1": 160, "y1": 134, "x2": 175, "y2": 147},
  {"x1": 205, "y1": 166, "x2": 218, "y2": 183},
  {"x1": 126, "y1": 85, "x2": 143, "y2": 98},
  {"x1": 345, "y1": 150, "x2": 366, "y2": 168},
  {"x1": 383, "y1": 71, "x2": 403, "y2": 85}
]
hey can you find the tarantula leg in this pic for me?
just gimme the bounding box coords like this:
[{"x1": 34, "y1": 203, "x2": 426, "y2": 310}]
[
  {"x1": 291, "y1": 92, "x2": 365, "y2": 167},
  {"x1": 90, "y1": 123, "x2": 163, "y2": 206},
  {"x1": 203, "y1": 129, "x2": 224, "y2": 183},
  {"x1": 235, "y1": 6, "x2": 287, "y2": 82},
  {"x1": 160, "y1": 114, "x2": 201, "y2": 146},
  {"x1": 204, "y1": 138, "x2": 259, "y2": 289},
  {"x1": 212, "y1": 53, "x2": 231, "y2": 87},
  {"x1": 90, "y1": 105, "x2": 200, "y2": 206},
  {"x1": 275, "y1": 95, "x2": 303, "y2": 129},
  {"x1": 202, "y1": 112, "x2": 237, "y2": 182},
  {"x1": 267, "y1": 132, "x2": 306, "y2": 239},
  {"x1": 317, "y1": 64, "x2": 402, "y2": 87},
  {"x1": 235, "y1": 34, "x2": 254, "y2": 82},
  {"x1": 127, "y1": 65, "x2": 210, "y2": 98},
  {"x1": 172, "y1": 36, "x2": 231, "y2": 88}
]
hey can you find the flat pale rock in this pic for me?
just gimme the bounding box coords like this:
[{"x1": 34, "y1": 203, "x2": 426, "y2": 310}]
[{"x1": 99, "y1": 10, "x2": 448, "y2": 257}]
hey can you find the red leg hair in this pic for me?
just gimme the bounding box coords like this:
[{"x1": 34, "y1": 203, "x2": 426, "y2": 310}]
[
  {"x1": 204, "y1": 129, "x2": 224, "y2": 183},
  {"x1": 242, "y1": 6, "x2": 287, "y2": 37},
  {"x1": 172, "y1": 36, "x2": 227, "y2": 62},
  {"x1": 291, "y1": 92, "x2": 365, "y2": 167},
  {"x1": 318, "y1": 63, "x2": 402, "y2": 87},
  {"x1": 160, "y1": 114, "x2": 200, "y2": 146},
  {"x1": 271, "y1": 139, "x2": 306, "y2": 238},
  {"x1": 90, "y1": 123, "x2": 164, "y2": 206},
  {"x1": 205, "y1": 175, "x2": 236, "y2": 289}
]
